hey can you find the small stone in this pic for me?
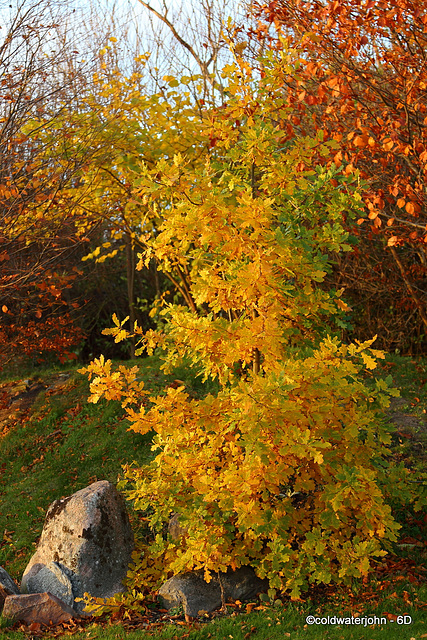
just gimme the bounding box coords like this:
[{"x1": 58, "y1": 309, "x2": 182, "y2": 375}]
[
  {"x1": 3, "y1": 592, "x2": 77, "y2": 626},
  {"x1": 0, "y1": 566, "x2": 20, "y2": 613},
  {"x1": 159, "y1": 572, "x2": 221, "y2": 617},
  {"x1": 159, "y1": 567, "x2": 268, "y2": 617}
]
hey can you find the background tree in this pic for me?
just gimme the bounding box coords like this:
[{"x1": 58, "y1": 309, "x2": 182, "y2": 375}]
[
  {"x1": 0, "y1": 0, "x2": 253, "y2": 363},
  {"x1": 5, "y1": 0, "x2": 426, "y2": 365},
  {"x1": 0, "y1": 0, "x2": 158, "y2": 364},
  {"x1": 0, "y1": 0, "x2": 94, "y2": 365},
  {"x1": 248, "y1": 0, "x2": 427, "y2": 352}
]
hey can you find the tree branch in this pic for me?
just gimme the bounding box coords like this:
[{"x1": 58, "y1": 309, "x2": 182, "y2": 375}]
[{"x1": 135, "y1": 0, "x2": 224, "y2": 96}]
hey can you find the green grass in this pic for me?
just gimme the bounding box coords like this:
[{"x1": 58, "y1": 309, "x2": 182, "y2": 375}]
[
  {"x1": 2, "y1": 600, "x2": 426, "y2": 639},
  {"x1": 0, "y1": 353, "x2": 426, "y2": 638},
  {"x1": 0, "y1": 355, "x2": 219, "y2": 577}
]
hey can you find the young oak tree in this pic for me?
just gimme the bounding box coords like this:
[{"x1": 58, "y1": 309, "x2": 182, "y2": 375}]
[{"x1": 80, "y1": 45, "x2": 410, "y2": 600}]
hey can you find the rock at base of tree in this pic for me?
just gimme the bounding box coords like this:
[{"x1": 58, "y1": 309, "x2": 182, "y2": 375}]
[
  {"x1": 2, "y1": 592, "x2": 78, "y2": 626},
  {"x1": 0, "y1": 566, "x2": 20, "y2": 612},
  {"x1": 21, "y1": 480, "x2": 134, "y2": 614},
  {"x1": 168, "y1": 513, "x2": 188, "y2": 540},
  {"x1": 22, "y1": 562, "x2": 74, "y2": 608},
  {"x1": 158, "y1": 566, "x2": 269, "y2": 617},
  {"x1": 220, "y1": 566, "x2": 269, "y2": 601}
]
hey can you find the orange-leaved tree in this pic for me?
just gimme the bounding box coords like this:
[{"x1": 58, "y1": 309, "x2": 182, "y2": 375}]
[
  {"x1": 248, "y1": 0, "x2": 427, "y2": 350},
  {"x1": 80, "y1": 47, "x2": 413, "y2": 601}
]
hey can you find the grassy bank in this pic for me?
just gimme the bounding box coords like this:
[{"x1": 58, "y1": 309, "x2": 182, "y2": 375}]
[{"x1": 0, "y1": 353, "x2": 426, "y2": 638}]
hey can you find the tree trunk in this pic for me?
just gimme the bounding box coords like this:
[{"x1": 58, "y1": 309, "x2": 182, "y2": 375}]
[
  {"x1": 125, "y1": 232, "x2": 136, "y2": 359},
  {"x1": 390, "y1": 245, "x2": 427, "y2": 334}
]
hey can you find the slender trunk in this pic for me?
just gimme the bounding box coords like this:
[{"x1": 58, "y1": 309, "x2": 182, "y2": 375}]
[
  {"x1": 152, "y1": 257, "x2": 160, "y2": 297},
  {"x1": 125, "y1": 232, "x2": 136, "y2": 359},
  {"x1": 176, "y1": 266, "x2": 198, "y2": 313},
  {"x1": 252, "y1": 310, "x2": 260, "y2": 375},
  {"x1": 390, "y1": 245, "x2": 427, "y2": 333},
  {"x1": 251, "y1": 162, "x2": 261, "y2": 375},
  {"x1": 252, "y1": 347, "x2": 261, "y2": 375}
]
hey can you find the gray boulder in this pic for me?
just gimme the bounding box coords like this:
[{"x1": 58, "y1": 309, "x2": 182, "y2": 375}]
[
  {"x1": 3, "y1": 592, "x2": 77, "y2": 625},
  {"x1": 221, "y1": 566, "x2": 269, "y2": 601},
  {"x1": 0, "y1": 566, "x2": 20, "y2": 612},
  {"x1": 22, "y1": 562, "x2": 74, "y2": 608},
  {"x1": 21, "y1": 480, "x2": 134, "y2": 614},
  {"x1": 158, "y1": 566, "x2": 268, "y2": 617}
]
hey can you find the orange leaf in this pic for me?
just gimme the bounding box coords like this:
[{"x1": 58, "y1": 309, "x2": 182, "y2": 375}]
[
  {"x1": 1, "y1": 305, "x2": 8, "y2": 313},
  {"x1": 405, "y1": 202, "x2": 415, "y2": 215},
  {"x1": 384, "y1": 612, "x2": 398, "y2": 620},
  {"x1": 337, "y1": 299, "x2": 351, "y2": 312},
  {"x1": 388, "y1": 236, "x2": 398, "y2": 246},
  {"x1": 305, "y1": 94, "x2": 318, "y2": 105},
  {"x1": 333, "y1": 151, "x2": 343, "y2": 167},
  {"x1": 354, "y1": 134, "x2": 367, "y2": 147},
  {"x1": 387, "y1": 218, "x2": 395, "y2": 226},
  {"x1": 396, "y1": 198, "x2": 406, "y2": 208}
]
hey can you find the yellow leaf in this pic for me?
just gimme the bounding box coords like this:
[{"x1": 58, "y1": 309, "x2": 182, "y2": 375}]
[
  {"x1": 115, "y1": 329, "x2": 128, "y2": 342},
  {"x1": 361, "y1": 352, "x2": 377, "y2": 370}
]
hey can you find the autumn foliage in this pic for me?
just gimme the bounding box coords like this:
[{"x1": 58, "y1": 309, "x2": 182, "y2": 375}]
[
  {"x1": 80, "y1": 51, "x2": 411, "y2": 598},
  {"x1": 2, "y1": 0, "x2": 425, "y2": 604},
  {"x1": 249, "y1": 0, "x2": 427, "y2": 349},
  {"x1": 4, "y1": 0, "x2": 426, "y2": 361}
]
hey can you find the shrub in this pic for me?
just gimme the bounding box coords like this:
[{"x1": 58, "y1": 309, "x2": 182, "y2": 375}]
[{"x1": 80, "y1": 45, "x2": 402, "y2": 598}]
